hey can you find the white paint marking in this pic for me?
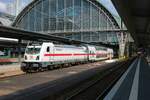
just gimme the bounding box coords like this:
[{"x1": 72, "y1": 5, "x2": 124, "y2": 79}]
[
  {"x1": 68, "y1": 71, "x2": 77, "y2": 74},
  {"x1": 105, "y1": 59, "x2": 117, "y2": 63},
  {"x1": 129, "y1": 58, "x2": 141, "y2": 100},
  {"x1": 104, "y1": 59, "x2": 138, "y2": 100}
]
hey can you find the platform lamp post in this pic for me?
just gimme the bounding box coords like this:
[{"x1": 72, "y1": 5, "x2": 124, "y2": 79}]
[{"x1": 18, "y1": 39, "x2": 22, "y2": 64}]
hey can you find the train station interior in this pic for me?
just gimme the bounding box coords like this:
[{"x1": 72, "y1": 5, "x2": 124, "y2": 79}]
[{"x1": 0, "y1": 0, "x2": 149, "y2": 100}]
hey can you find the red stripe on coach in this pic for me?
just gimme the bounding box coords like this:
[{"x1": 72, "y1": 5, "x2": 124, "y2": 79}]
[
  {"x1": 44, "y1": 53, "x2": 100, "y2": 56},
  {"x1": 44, "y1": 54, "x2": 72, "y2": 56}
]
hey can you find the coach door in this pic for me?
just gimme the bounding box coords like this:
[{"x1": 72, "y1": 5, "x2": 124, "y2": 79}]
[
  {"x1": 88, "y1": 47, "x2": 96, "y2": 61},
  {"x1": 89, "y1": 50, "x2": 94, "y2": 60},
  {"x1": 86, "y1": 46, "x2": 93, "y2": 61},
  {"x1": 50, "y1": 46, "x2": 54, "y2": 61}
]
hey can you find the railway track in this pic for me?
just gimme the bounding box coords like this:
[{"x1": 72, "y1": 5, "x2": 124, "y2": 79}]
[
  {"x1": 63, "y1": 59, "x2": 133, "y2": 100},
  {"x1": 0, "y1": 60, "x2": 104, "y2": 79}
]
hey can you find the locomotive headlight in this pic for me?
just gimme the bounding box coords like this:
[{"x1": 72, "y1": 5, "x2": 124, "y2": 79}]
[
  {"x1": 21, "y1": 63, "x2": 26, "y2": 67},
  {"x1": 36, "y1": 56, "x2": 40, "y2": 60}
]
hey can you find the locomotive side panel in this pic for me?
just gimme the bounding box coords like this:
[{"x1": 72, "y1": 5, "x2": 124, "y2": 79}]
[
  {"x1": 95, "y1": 50, "x2": 108, "y2": 61},
  {"x1": 51, "y1": 45, "x2": 88, "y2": 64}
]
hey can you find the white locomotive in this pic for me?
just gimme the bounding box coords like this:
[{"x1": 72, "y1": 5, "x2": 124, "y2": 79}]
[{"x1": 21, "y1": 42, "x2": 113, "y2": 72}]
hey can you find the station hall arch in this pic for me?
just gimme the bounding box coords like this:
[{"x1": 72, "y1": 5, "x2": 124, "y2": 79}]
[{"x1": 13, "y1": 0, "x2": 120, "y2": 44}]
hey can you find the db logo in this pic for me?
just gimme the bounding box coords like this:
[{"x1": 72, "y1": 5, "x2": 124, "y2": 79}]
[{"x1": 30, "y1": 56, "x2": 33, "y2": 59}]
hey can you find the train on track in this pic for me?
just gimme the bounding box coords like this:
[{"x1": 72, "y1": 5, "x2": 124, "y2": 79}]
[{"x1": 21, "y1": 42, "x2": 113, "y2": 73}]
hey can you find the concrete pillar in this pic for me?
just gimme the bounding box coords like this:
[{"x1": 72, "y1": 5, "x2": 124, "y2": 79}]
[
  {"x1": 127, "y1": 43, "x2": 130, "y2": 57},
  {"x1": 125, "y1": 42, "x2": 130, "y2": 57},
  {"x1": 117, "y1": 32, "x2": 128, "y2": 58},
  {"x1": 117, "y1": 19, "x2": 129, "y2": 58}
]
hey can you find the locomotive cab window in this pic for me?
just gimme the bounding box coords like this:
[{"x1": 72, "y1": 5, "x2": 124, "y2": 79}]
[
  {"x1": 47, "y1": 47, "x2": 50, "y2": 52},
  {"x1": 26, "y1": 46, "x2": 41, "y2": 54}
]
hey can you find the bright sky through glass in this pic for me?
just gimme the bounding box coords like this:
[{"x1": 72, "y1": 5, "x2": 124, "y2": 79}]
[
  {"x1": 99, "y1": 0, "x2": 118, "y2": 16},
  {"x1": 0, "y1": 0, "x2": 31, "y2": 14}
]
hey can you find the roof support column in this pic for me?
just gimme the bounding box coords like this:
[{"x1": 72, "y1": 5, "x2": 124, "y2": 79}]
[
  {"x1": 81, "y1": 0, "x2": 83, "y2": 31},
  {"x1": 56, "y1": 0, "x2": 58, "y2": 32},
  {"x1": 117, "y1": 32, "x2": 128, "y2": 58},
  {"x1": 41, "y1": 1, "x2": 44, "y2": 32},
  {"x1": 90, "y1": 2, "x2": 92, "y2": 31},
  {"x1": 125, "y1": 41, "x2": 130, "y2": 57},
  {"x1": 117, "y1": 19, "x2": 128, "y2": 58},
  {"x1": 72, "y1": 0, "x2": 75, "y2": 32},
  {"x1": 81, "y1": 32, "x2": 83, "y2": 41}
]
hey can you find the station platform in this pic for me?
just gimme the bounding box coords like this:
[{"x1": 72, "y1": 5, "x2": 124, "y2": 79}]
[
  {"x1": 0, "y1": 64, "x2": 23, "y2": 78},
  {"x1": 104, "y1": 56, "x2": 150, "y2": 100}
]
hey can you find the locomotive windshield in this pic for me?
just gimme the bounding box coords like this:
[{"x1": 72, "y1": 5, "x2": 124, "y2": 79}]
[{"x1": 26, "y1": 46, "x2": 41, "y2": 54}]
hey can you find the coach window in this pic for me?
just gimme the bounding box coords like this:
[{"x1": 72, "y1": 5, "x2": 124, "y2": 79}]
[{"x1": 47, "y1": 47, "x2": 50, "y2": 52}]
